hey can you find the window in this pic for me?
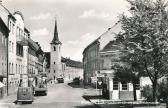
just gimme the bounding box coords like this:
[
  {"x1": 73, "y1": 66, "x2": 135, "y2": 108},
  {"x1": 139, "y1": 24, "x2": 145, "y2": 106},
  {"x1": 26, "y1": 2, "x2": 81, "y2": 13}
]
[
  {"x1": 9, "y1": 21, "x2": 11, "y2": 31},
  {"x1": 113, "y1": 79, "x2": 119, "y2": 90},
  {"x1": 9, "y1": 41, "x2": 11, "y2": 52},
  {"x1": 54, "y1": 62, "x2": 55, "y2": 65},
  {"x1": 53, "y1": 46, "x2": 56, "y2": 51},
  {"x1": 122, "y1": 82, "x2": 128, "y2": 90},
  {"x1": 12, "y1": 63, "x2": 13, "y2": 74},
  {"x1": 16, "y1": 64, "x2": 17, "y2": 74},
  {"x1": 136, "y1": 80, "x2": 140, "y2": 90},
  {"x1": 54, "y1": 70, "x2": 55, "y2": 73},
  {"x1": 18, "y1": 65, "x2": 20, "y2": 74},
  {"x1": 9, "y1": 63, "x2": 11, "y2": 74},
  {"x1": 12, "y1": 42, "x2": 14, "y2": 53},
  {"x1": 4, "y1": 38, "x2": 6, "y2": 46},
  {"x1": 2, "y1": 36, "x2": 3, "y2": 44},
  {"x1": 12, "y1": 24, "x2": 15, "y2": 34}
]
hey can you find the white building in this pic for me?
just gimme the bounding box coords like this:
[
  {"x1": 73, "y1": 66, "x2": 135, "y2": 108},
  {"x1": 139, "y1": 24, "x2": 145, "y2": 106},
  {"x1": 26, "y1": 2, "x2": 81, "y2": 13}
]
[
  {"x1": 49, "y1": 20, "x2": 63, "y2": 81},
  {"x1": 99, "y1": 39, "x2": 151, "y2": 100},
  {"x1": 44, "y1": 20, "x2": 83, "y2": 83}
]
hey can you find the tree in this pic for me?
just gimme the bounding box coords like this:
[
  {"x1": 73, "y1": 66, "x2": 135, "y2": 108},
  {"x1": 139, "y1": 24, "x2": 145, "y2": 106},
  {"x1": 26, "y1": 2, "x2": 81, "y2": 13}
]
[
  {"x1": 119, "y1": 0, "x2": 168, "y2": 102},
  {"x1": 113, "y1": 52, "x2": 144, "y2": 101}
]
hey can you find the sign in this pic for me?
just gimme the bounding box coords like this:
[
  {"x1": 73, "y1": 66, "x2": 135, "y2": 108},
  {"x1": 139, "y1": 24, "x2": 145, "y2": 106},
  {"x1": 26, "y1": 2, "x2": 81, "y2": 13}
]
[{"x1": 97, "y1": 81, "x2": 103, "y2": 89}]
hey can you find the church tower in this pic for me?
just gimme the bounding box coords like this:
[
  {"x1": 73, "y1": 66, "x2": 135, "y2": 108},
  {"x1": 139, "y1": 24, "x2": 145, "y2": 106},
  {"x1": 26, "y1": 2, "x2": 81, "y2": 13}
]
[{"x1": 50, "y1": 20, "x2": 62, "y2": 81}]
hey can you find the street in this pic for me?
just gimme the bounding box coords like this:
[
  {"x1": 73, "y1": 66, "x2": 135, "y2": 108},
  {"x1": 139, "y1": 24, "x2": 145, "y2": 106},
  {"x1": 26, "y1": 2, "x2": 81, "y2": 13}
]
[{"x1": 16, "y1": 83, "x2": 99, "y2": 108}]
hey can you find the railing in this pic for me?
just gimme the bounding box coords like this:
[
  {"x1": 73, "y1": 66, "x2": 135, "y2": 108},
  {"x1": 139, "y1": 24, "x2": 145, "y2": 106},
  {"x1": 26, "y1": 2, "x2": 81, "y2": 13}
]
[{"x1": 16, "y1": 35, "x2": 28, "y2": 45}]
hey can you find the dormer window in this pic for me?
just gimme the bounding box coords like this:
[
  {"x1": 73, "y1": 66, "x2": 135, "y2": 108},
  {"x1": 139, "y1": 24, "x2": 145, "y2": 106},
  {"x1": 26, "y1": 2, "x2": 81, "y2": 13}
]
[{"x1": 53, "y1": 46, "x2": 56, "y2": 51}]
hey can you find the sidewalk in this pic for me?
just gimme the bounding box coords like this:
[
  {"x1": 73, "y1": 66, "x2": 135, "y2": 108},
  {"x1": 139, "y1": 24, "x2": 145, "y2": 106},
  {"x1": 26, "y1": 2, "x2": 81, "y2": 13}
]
[
  {"x1": 0, "y1": 93, "x2": 18, "y2": 108},
  {"x1": 83, "y1": 89, "x2": 166, "y2": 108},
  {"x1": 90, "y1": 99, "x2": 166, "y2": 108}
]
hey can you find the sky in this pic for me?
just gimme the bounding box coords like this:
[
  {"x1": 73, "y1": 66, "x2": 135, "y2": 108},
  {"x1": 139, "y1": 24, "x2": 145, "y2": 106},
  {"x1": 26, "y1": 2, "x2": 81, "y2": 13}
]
[{"x1": 3, "y1": 0, "x2": 129, "y2": 61}]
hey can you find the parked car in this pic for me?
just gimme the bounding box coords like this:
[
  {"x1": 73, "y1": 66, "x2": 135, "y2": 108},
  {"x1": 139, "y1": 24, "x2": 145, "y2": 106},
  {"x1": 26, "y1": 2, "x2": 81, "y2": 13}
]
[
  {"x1": 34, "y1": 83, "x2": 48, "y2": 96},
  {"x1": 17, "y1": 87, "x2": 34, "y2": 104},
  {"x1": 57, "y1": 77, "x2": 64, "y2": 83},
  {"x1": 73, "y1": 77, "x2": 80, "y2": 85}
]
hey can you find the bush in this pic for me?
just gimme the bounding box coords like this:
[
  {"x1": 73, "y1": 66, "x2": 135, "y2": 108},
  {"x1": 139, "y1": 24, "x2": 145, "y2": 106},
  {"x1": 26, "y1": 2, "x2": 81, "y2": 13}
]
[
  {"x1": 142, "y1": 81, "x2": 168, "y2": 103},
  {"x1": 141, "y1": 85, "x2": 153, "y2": 102},
  {"x1": 158, "y1": 81, "x2": 168, "y2": 103}
]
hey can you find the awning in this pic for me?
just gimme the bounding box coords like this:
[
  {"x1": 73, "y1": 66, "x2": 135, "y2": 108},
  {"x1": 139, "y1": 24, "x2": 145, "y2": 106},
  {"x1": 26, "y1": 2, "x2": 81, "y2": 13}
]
[{"x1": 0, "y1": 82, "x2": 5, "y2": 88}]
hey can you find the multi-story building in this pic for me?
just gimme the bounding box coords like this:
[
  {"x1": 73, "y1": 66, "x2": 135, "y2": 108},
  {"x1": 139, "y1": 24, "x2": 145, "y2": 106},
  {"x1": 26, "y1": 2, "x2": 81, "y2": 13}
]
[
  {"x1": 27, "y1": 38, "x2": 40, "y2": 86},
  {"x1": 61, "y1": 57, "x2": 83, "y2": 82},
  {"x1": 0, "y1": 3, "x2": 46, "y2": 96},
  {"x1": 0, "y1": 17, "x2": 9, "y2": 97},
  {"x1": 83, "y1": 22, "x2": 121, "y2": 85},
  {"x1": 0, "y1": 4, "x2": 30, "y2": 94},
  {"x1": 14, "y1": 11, "x2": 29, "y2": 87}
]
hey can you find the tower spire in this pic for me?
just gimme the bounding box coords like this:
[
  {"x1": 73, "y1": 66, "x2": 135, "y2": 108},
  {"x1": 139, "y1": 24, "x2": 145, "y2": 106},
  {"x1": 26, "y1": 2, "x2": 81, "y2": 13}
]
[{"x1": 50, "y1": 17, "x2": 61, "y2": 44}]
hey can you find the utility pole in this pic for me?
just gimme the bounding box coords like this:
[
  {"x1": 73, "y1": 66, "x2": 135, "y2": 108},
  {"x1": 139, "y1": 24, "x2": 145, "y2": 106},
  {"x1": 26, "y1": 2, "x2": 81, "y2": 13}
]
[{"x1": 6, "y1": 29, "x2": 9, "y2": 96}]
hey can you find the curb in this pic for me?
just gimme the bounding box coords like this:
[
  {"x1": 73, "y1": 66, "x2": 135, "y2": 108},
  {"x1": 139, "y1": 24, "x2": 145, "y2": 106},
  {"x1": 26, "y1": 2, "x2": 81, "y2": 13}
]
[{"x1": 89, "y1": 100, "x2": 102, "y2": 108}]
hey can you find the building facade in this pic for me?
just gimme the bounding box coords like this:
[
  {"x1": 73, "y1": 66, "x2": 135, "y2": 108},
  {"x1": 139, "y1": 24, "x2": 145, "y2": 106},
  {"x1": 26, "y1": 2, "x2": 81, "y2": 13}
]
[
  {"x1": 61, "y1": 57, "x2": 83, "y2": 82},
  {"x1": 99, "y1": 40, "x2": 142, "y2": 100},
  {"x1": 0, "y1": 3, "x2": 46, "y2": 96},
  {"x1": 83, "y1": 22, "x2": 121, "y2": 85},
  {"x1": 14, "y1": 11, "x2": 29, "y2": 88},
  {"x1": 0, "y1": 4, "x2": 30, "y2": 94},
  {"x1": 0, "y1": 17, "x2": 9, "y2": 97},
  {"x1": 49, "y1": 20, "x2": 63, "y2": 81}
]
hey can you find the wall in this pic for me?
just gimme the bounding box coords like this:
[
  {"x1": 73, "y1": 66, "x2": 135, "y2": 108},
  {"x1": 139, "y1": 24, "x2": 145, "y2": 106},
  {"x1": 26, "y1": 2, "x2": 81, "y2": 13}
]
[
  {"x1": 50, "y1": 44, "x2": 62, "y2": 80},
  {"x1": 63, "y1": 66, "x2": 83, "y2": 82}
]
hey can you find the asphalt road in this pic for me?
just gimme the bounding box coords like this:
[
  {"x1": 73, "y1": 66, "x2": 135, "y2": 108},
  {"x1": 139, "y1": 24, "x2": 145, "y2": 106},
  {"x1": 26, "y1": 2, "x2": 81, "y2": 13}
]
[{"x1": 17, "y1": 83, "x2": 99, "y2": 108}]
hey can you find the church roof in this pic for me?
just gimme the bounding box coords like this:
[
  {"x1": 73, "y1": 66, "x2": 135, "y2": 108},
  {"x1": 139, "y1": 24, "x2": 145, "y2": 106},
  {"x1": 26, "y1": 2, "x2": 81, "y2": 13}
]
[
  {"x1": 61, "y1": 57, "x2": 83, "y2": 69},
  {"x1": 44, "y1": 52, "x2": 83, "y2": 69},
  {"x1": 50, "y1": 20, "x2": 62, "y2": 45}
]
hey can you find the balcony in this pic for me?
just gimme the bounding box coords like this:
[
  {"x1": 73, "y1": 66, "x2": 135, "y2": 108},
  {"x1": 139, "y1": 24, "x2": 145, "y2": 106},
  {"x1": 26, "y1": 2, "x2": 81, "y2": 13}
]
[{"x1": 16, "y1": 35, "x2": 28, "y2": 46}]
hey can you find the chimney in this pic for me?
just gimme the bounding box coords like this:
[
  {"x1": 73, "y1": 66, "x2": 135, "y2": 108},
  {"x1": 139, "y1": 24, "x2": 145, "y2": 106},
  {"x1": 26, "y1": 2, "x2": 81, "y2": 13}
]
[{"x1": 108, "y1": 28, "x2": 111, "y2": 30}]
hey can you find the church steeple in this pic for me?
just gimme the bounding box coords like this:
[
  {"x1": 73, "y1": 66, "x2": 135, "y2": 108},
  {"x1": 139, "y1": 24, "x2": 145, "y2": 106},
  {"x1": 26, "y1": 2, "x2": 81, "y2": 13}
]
[{"x1": 50, "y1": 19, "x2": 62, "y2": 44}]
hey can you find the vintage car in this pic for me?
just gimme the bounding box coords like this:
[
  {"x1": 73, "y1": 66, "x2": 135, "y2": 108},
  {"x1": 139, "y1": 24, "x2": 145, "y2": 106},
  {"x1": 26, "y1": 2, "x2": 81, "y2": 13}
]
[
  {"x1": 17, "y1": 87, "x2": 34, "y2": 104},
  {"x1": 73, "y1": 77, "x2": 80, "y2": 85},
  {"x1": 34, "y1": 83, "x2": 48, "y2": 96},
  {"x1": 57, "y1": 77, "x2": 64, "y2": 83}
]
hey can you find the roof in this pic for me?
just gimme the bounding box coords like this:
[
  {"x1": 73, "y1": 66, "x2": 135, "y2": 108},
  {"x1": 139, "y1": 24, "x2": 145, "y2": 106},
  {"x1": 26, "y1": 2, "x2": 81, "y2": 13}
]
[
  {"x1": 0, "y1": 17, "x2": 9, "y2": 34},
  {"x1": 24, "y1": 27, "x2": 30, "y2": 33},
  {"x1": 44, "y1": 52, "x2": 50, "y2": 68},
  {"x1": 0, "y1": 4, "x2": 16, "y2": 26},
  {"x1": 101, "y1": 40, "x2": 123, "y2": 52},
  {"x1": 61, "y1": 57, "x2": 83, "y2": 69},
  {"x1": 83, "y1": 21, "x2": 121, "y2": 55},
  {"x1": 82, "y1": 37, "x2": 100, "y2": 54},
  {"x1": 50, "y1": 20, "x2": 62, "y2": 45},
  {"x1": 44, "y1": 52, "x2": 83, "y2": 69},
  {"x1": 13, "y1": 11, "x2": 24, "y2": 21},
  {"x1": 28, "y1": 38, "x2": 40, "y2": 51}
]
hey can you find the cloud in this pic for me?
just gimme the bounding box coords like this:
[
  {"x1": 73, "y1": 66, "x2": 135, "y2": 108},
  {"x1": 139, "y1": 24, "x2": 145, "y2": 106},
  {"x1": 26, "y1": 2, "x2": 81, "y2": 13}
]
[
  {"x1": 79, "y1": 9, "x2": 117, "y2": 21},
  {"x1": 66, "y1": 40, "x2": 79, "y2": 45},
  {"x1": 30, "y1": 13, "x2": 52, "y2": 20},
  {"x1": 62, "y1": 33, "x2": 98, "y2": 61},
  {"x1": 31, "y1": 28, "x2": 49, "y2": 37}
]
